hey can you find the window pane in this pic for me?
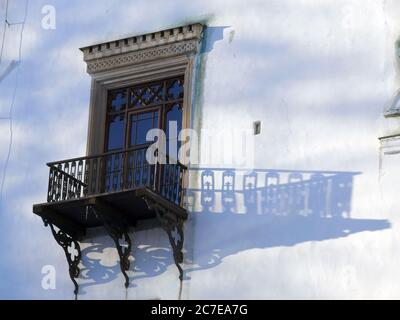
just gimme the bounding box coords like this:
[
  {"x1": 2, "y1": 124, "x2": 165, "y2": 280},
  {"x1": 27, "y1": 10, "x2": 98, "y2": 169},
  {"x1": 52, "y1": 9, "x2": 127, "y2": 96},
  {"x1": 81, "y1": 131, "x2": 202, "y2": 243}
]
[
  {"x1": 107, "y1": 114, "x2": 125, "y2": 151},
  {"x1": 138, "y1": 112, "x2": 153, "y2": 120},
  {"x1": 154, "y1": 113, "x2": 159, "y2": 127},
  {"x1": 166, "y1": 104, "x2": 182, "y2": 158},
  {"x1": 109, "y1": 91, "x2": 127, "y2": 112},
  {"x1": 130, "y1": 111, "x2": 159, "y2": 146},
  {"x1": 136, "y1": 117, "x2": 153, "y2": 145},
  {"x1": 167, "y1": 79, "x2": 184, "y2": 100},
  {"x1": 166, "y1": 104, "x2": 182, "y2": 134},
  {"x1": 129, "y1": 119, "x2": 137, "y2": 146},
  {"x1": 130, "y1": 84, "x2": 163, "y2": 108}
]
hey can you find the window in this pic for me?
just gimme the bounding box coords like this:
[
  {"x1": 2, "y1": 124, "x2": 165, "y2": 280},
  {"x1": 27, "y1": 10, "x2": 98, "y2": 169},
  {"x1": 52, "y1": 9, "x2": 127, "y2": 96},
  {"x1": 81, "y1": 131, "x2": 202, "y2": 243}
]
[{"x1": 105, "y1": 76, "x2": 184, "y2": 157}]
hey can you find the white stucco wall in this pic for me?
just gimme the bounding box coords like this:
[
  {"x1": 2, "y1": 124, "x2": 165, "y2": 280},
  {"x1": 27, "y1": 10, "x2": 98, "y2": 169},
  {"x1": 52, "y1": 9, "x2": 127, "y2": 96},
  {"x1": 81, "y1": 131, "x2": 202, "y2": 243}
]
[
  {"x1": 79, "y1": 0, "x2": 400, "y2": 300},
  {"x1": 185, "y1": 0, "x2": 400, "y2": 299},
  {"x1": 2, "y1": 0, "x2": 400, "y2": 299}
]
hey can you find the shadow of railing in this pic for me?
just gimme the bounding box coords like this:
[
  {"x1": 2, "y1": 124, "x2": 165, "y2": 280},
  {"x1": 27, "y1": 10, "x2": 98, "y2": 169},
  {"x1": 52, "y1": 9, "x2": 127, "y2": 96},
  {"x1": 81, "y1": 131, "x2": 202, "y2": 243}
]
[
  {"x1": 182, "y1": 168, "x2": 390, "y2": 273},
  {"x1": 78, "y1": 244, "x2": 121, "y2": 294},
  {"x1": 187, "y1": 168, "x2": 361, "y2": 217},
  {"x1": 79, "y1": 168, "x2": 391, "y2": 289}
]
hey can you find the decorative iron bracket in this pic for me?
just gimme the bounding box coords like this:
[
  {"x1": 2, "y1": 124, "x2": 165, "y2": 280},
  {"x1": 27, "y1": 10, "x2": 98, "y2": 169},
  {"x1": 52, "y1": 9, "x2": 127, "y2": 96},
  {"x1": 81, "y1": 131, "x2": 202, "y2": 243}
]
[
  {"x1": 43, "y1": 218, "x2": 82, "y2": 298},
  {"x1": 143, "y1": 198, "x2": 185, "y2": 280},
  {"x1": 88, "y1": 201, "x2": 132, "y2": 288}
]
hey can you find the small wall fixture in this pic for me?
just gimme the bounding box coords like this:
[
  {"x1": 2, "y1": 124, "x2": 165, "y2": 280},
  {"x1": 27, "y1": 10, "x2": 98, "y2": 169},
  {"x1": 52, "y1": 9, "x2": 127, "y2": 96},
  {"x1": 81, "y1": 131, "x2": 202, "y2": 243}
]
[{"x1": 253, "y1": 121, "x2": 261, "y2": 135}]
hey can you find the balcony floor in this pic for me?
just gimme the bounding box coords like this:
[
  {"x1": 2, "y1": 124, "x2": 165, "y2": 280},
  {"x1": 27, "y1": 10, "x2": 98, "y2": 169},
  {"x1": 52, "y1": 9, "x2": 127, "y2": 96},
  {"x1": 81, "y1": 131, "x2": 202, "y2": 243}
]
[{"x1": 33, "y1": 187, "x2": 187, "y2": 239}]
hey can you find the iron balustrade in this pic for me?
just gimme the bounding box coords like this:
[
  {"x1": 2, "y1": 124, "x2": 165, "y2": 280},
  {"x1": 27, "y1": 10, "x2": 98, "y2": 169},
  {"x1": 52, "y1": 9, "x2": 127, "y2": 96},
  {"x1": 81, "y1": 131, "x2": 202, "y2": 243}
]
[{"x1": 46, "y1": 144, "x2": 187, "y2": 206}]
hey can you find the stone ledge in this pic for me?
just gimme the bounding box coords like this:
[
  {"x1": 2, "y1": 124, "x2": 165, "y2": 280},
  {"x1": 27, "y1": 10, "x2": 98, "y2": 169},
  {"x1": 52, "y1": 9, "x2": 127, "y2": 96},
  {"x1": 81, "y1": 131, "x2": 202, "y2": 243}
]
[{"x1": 380, "y1": 133, "x2": 400, "y2": 155}]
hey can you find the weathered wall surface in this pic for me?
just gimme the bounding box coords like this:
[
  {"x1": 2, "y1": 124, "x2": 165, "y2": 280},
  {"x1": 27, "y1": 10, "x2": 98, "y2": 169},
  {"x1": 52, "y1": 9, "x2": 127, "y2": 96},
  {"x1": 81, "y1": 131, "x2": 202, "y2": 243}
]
[
  {"x1": 1, "y1": 0, "x2": 400, "y2": 299},
  {"x1": 186, "y1": 0, "x2": 400, "y2": 299}
]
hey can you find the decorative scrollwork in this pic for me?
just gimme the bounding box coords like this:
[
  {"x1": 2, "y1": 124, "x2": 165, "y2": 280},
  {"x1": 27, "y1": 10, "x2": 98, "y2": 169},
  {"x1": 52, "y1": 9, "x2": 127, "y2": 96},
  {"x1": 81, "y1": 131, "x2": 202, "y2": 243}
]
[
  {"x1": 90, "y1": 206, "x2": 132, "y2": 288},
  {"x1": 144, "y1": 198, "x2": 185, "y2": 280},
  {"x1": 160, "y1": 214, "x2": 185, "y2": 281},
  {"x1": 43, "y1": 219, "x2": 81, "y2": 298}
]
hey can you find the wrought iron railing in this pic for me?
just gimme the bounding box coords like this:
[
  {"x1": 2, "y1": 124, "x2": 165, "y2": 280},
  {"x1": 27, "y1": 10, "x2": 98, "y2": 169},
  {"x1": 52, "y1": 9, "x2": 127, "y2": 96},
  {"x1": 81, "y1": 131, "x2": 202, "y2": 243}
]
[{"x1": 46, "y1": 144, "x2": 187, "y2": 206}]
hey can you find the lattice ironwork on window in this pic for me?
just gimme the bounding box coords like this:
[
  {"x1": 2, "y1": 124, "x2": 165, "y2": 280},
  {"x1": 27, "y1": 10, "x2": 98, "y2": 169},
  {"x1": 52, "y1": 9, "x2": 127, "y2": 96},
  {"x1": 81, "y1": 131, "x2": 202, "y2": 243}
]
[{"x1": 105, "y1": 76, "x2": 184, "y2": 151}]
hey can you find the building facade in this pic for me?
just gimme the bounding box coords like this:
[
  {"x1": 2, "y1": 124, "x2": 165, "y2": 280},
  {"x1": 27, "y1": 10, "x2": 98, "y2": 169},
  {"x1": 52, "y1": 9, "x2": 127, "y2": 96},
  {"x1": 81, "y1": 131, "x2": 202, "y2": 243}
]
[{"x1": 2, "y1": 0, "x2": 400, "y2": 299}]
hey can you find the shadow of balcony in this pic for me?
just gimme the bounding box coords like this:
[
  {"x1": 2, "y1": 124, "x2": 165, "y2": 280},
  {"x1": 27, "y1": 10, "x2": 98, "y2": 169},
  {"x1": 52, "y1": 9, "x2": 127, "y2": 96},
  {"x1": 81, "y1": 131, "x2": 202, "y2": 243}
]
[{"x1": 78, "y1": 168, "x2": 391, "y2": 290}]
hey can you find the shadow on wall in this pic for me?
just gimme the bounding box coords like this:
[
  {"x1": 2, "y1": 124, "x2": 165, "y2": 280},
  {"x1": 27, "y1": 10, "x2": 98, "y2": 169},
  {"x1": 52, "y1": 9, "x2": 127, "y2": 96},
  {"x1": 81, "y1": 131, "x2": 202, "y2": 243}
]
[
  {"x1": 200, "y1": 26, "x2": 230, "y2": 53},
  {"x1": 184, "y1": 168, "x2": 391, "y2": 273},
  {"x1": 79, "y1": 244, "x2": 121, "y2": 294},
  {"x1": 78, "y1": 168, "x2": 390, "y2": 290},
  {"x1": 79, "y1": 243, "x2": 174, "y2": 294}
]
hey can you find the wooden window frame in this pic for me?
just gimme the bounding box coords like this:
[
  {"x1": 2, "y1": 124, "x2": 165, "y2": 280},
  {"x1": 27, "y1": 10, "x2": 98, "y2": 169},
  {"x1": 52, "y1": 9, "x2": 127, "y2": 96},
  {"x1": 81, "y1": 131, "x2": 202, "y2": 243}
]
[
  {"x1": 103, "y1": 76, "x2": 184, "y2": 153},
  {"x1": 86, "y1": 54, "x2": 195, "y2": 162}
]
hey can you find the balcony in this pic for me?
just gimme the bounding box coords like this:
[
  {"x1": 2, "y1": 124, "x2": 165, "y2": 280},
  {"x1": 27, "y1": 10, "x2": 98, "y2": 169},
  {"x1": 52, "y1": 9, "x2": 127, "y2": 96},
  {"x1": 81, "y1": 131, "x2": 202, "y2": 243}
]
[{"x1": 32, "y1": 144, "x2": 188, "y2": 296}]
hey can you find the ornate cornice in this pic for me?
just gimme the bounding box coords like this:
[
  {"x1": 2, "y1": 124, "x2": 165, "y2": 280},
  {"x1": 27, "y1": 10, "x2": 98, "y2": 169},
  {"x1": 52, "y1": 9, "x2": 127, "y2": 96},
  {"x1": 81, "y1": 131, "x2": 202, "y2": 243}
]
[
  {"x1": 86, "y1": 39, "x2": 199, "y2": 74},
  {"x1": 80, "y1": 23, "x2": 203, "y2": 74}
]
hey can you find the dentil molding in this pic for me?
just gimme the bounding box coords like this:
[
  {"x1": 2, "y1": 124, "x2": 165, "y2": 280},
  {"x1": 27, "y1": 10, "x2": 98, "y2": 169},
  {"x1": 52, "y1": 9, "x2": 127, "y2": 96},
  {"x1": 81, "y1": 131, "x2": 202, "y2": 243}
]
[{"x1": 80, "y1": 23, "x2": 203, "y2": 74}]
